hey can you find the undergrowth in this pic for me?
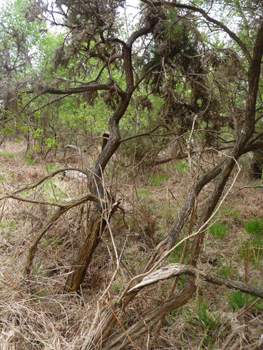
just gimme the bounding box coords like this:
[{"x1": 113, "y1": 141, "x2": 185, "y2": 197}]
[{"x1": 0, "y1": 141, "x2": 263, "y2": 349}]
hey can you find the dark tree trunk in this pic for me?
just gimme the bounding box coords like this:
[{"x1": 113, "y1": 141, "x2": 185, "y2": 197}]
[{"x1": 64, "y1": 207, "x2": 105, "y2": 292}]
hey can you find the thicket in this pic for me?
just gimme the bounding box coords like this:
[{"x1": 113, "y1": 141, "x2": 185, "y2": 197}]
[{"x1": 0, "y1": 0, "x2": 263, "y2": 348}]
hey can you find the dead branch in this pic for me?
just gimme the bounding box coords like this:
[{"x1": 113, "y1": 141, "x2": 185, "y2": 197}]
[
  {"x1": 25, "y1": 192, "x2": 103, "y2": 275},
  {"x1": 0, "y1": 168, "x2": 89, "y2": 197},
  {"x1": 128, "y1": 263, "x2": 263, "y2": 298}
]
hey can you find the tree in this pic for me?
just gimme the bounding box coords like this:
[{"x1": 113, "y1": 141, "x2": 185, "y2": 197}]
[{"x1": 1, "y1": 0, "x2": 263, "y2": 348}]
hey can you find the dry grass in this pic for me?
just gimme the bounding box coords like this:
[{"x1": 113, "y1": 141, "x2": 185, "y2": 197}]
[{"x1": 1, "y1": 140, "x2": 263, "y2": 349}]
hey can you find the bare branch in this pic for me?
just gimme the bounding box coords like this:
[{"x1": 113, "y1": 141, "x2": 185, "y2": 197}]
[{"x1": 128, "y1": 263, "x2": 263, "y2": 298}]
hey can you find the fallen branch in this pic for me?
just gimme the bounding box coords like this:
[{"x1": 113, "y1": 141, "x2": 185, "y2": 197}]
[{"x1": 128, "y1": 263, "x2": 263, "y2": 298}]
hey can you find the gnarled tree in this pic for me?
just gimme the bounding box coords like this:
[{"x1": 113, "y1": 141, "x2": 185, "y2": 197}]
[{"x1": 1, "y1": 0, "x2": 263, "y2": 348}]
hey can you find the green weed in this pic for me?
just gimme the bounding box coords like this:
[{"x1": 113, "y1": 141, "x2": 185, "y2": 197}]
[
  {"x1": 25, "y1": 157, "x2": 35, "y2": 165},
  {"x1": 0, "y1": 218, "x2": 16, "y2": 238},
  {"x1": 168, "y1": 242, "x2": 185, "y2": 264},
  {"x1": 228, "y1": 291, "x2": 245, "y2": 311},
  {"x1": 42, "y1": 180, "x2": 67, "y2": 201},
  {"x1": 221, "y1": 207, "x2": 241, "y2": 221},
  {"x1": 174, "y1": 161, "x2": 189, "y2": 173},
  {"x1": 136, "y1": 188, "x2": 151, "y2": 197},
  {"x1": 41, "y1": 236, "x2": 63, "y2": 250},
  {"x1": 46, "y1": 163, "x2": 57, "y2": 172},
  {"x1": 209, "y1": 222, "x2": 228, "y2": 238},
  {"x1": 245, "y1": 219, "x2": 263, "y2": 239},
  {"x1": 183, "y1": 299, "x2": 222, "y2": 348},
  {"x1": 218, "y1": 261, "x2": 233, "y2": 279},
  {"x1": 245, "y1": 219, "x2": 263, "y2": 234},
  {"x1": 197, "y1": 302, "x2": 219, "y2": 331},
  {"x1": 112, "y1": 282, "x2": 122, "y2": 293},
  {"x1": 148, "y1": 173, "x2": 168, "y2": 187},
  {"x1": 0, "y1": 151, "x2": 14, "y2": 159}
]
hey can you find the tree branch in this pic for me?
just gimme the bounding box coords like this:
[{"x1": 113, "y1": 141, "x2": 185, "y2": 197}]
[
  {"x1": 25, "y1": 83, "x2": 126, "y2": 98},
  {"x1": 128, "y1": 263, "x2": 263, "y2": 298}
]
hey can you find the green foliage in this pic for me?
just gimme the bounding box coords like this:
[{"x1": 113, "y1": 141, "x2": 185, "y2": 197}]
[
  {"x1": 0, "y1": 151, "x2": 14, "y2": 159},
  {"x1": 0, "y1": 0, "x2": 50, "y2": 74},
  {"x1": 243, "y1": 219, "x2": 263, "y2": 248},
  {"x1": 136, "y1": 188, "x2": 152, "y2": 197},
  {"x1": 46, "y1": 163, "x2": 57, "y2": 172},
  {"x1": 218, "y1": 261, "x2": 233, "y2": 279},
  {"x1": 174, "y1": 161, "x2": 189, "y2": 174},
  {"x1": 183, "y1": 299, "x2": 223, "y2": 348},
  {"x1": 168, "y1": 242, "x2": 185, "y2": 264},
  {"x1": 221, "y1": 207, "x2": 242, "y2": 223},
  {"x1": 42, "y1": 180, "x2": 67, "y2": 202},
  {"x1": 112, "y1": 283, "x2": 121, "y2": 293},
  {"x1": 209, "y1": 222, "x2": 228, "y2": 238},
  {"x1": 41, "y1": 237, "x2": 63, "y2": 250},
  {"x1": 148, "y1": 173, "x2": 168, "y2": 187},
  {"x1": 228, "y1": 278, "x2": 263, "y2": 311},
  {"x1": 228, "y1": 291, "x2": 245, "y2": 311},
  {"x1": 0, "y1": 218, "x2": 16, "y2": 238},
  {"x1": 196, "y1": 301, "x2": 219, "y2": 331},
  {"x1": 245, "y1": 219, "x2": 263, "y2": 235}
]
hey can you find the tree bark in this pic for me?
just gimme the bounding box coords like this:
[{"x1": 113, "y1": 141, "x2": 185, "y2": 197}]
[
  {"x1": 64, "y1": 207, "x2": 105, "y2": 292},
  {"x1": 64, "y1": 26, "x2": 153, "y2": 292}
]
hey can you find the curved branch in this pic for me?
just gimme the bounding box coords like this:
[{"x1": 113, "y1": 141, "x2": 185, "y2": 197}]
[
  {"x1": 2, "y1": 192, "x2": 101, "y2": 208},
  {"x1": 119, "y1": 125, "x2": 172, "y2": 143},
  {"x1": 25, "y1": 191, "x2": 103, "y2": 275},
  {"x1": 6, "y1": 167, "x2": 90, "y2": 197},
  {"x1": 25, "y1": 83, "x2": 126, "y2": 99}
]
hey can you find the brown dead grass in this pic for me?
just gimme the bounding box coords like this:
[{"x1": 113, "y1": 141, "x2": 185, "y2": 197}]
[{"x1": 0, "y1": 140, "x2": 263, "y2": 349}]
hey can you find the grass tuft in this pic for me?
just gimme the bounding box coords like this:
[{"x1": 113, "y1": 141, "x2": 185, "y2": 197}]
[{"x1": 209, "y1": 222, "x2": 228, "y2": 238}]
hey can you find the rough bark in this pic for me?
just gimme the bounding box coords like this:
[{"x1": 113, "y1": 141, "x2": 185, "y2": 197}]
[{"x1": 64, "y1": 26, "x2": 154, "y2": 292}]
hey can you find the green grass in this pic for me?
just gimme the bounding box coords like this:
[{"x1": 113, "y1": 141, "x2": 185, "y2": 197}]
[
  {"x1": 148, "y1": 173, "x2": 168, "y2": 187},
  {"x1": 244, "y1": 219, "x2": 263, "y2": 246},
  {"x1": 183, "y1": 299, "x2": 222, "y2": 348},
  {"x1": 46, "y1": 163, "x2": 57, "y2": 172},
  {"x1": 42, "y1": 180, "x2": 67, "y2": 201},
  {"x1": 167, "y1": 240, "x2": 185, "y2": 264},
  {"x1": 25, "y1": 157, "x2": 35, "y2": 165},
  {"x1": 228, "y1": 290, "x2": 262, "y2": 311},
  {"x1": 221, "y1": 207, "x2": 241, "y2": 221},
  {"x1": 196, "y1": 301, "x2": 219, "y2": 331},
  {"x1": 209, "y1": 222, "x2": 228, "y2": 238},
  {"x1": 245, "y1": 219, "x2": 263, "y2": 235},
  {"x1": 0, "y1": 151, "x2": 14, "y2": 159},
  {"x1": 0, "y1": 218, "x2": 16, "y2": 238},
  {"x1": 112, "y1": 283, "x2": 120, "y2": 292},
  {"x1": 136, "y1": 188, "x2": 152, "y2": 197},
  {"x1": 217, "y1": 261, "x2": 233, "y2": 279},
  {"x1": 174, "y1": 161, "x2": 189, "y2": 173}
]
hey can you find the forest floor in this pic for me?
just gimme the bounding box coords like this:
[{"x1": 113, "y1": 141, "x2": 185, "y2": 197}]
[{"x1": 0, "y1": 139, "x2": 263, "y2": 350}]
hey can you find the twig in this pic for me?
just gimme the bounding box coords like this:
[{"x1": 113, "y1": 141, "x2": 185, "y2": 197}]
[
  {"x1": 105, "y1": 299, "x2": 138, "y2": 350},
  {"x1": 237, "y1": 297, "x2": 261, "y2": 318}
]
